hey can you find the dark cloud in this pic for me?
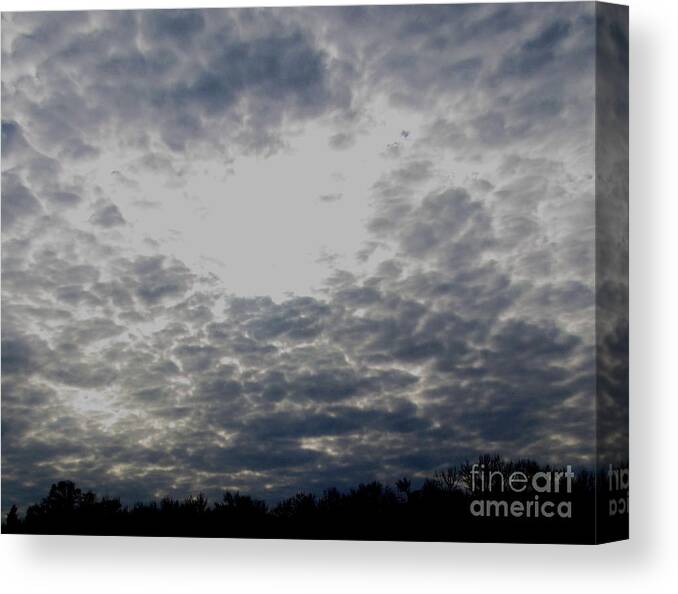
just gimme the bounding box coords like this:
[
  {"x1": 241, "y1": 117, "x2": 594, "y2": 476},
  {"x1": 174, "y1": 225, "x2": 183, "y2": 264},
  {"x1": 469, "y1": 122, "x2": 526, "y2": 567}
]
[
  {"x1": 496, "y1": 20, "x2": 573, "y2": 78},
  {"x1": 2, "y1": 9, "x2": 354, "y2": 159},
  {"x1": 89, "y1": 200, "x2": 126, "y2": 227},
  {"x1": 127, "y1": 255, "x2": 193, "y2": 305},
  {"x1": 1, "y1": 120, "x2": 28, "y2": 158},
  {"x1": 141, "y1": 9, "x2": 206, "y2": 42},
  {"x1": 1, "y1": 172, "x2": 43, "y2": 231}
]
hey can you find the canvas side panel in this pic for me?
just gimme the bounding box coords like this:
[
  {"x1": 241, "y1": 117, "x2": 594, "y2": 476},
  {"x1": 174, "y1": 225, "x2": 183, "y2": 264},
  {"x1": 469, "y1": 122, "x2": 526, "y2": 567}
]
[{"x1": 595, "y1": 1, "x2": 629, "y2": 544}]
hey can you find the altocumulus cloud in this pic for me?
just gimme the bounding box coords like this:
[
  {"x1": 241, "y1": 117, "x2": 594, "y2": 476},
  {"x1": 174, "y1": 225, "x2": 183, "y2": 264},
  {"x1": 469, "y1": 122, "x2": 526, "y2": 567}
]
[{"x1": 0, "y1": 4, "x2": 617, "y2": 511}]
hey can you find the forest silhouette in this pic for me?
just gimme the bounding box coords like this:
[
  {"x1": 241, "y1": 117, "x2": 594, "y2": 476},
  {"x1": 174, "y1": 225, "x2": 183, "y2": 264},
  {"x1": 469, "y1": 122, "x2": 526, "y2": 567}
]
[{"x1": 3, "y1": 455, "x2": 625, "y2": 543}]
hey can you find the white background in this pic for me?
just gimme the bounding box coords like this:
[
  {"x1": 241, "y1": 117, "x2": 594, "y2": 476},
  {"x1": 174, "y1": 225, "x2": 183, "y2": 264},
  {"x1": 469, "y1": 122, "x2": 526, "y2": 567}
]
[{"x1": 1, "y1": 0, "x2": 676, "y2": 592}]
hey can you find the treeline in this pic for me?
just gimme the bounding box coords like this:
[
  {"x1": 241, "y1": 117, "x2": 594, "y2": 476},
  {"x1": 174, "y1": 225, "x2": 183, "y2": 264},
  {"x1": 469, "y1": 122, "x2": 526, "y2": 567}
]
[{"x1": 3, "y1": 456, "x2": 600, "y2": 543}]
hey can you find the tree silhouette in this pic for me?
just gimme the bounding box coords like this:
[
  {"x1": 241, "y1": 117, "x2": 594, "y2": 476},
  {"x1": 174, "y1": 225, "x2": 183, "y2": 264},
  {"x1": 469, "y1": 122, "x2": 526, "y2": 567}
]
[
  {"x1": 2, "y1": 456, "x2": 624, "y2": 543},
  {"x1": 5, "y1": 505, "x2": 20, "y2": 532}
]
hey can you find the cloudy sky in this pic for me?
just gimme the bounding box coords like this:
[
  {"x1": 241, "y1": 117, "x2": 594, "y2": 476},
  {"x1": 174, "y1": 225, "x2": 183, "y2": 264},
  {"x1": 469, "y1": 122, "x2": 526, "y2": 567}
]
[{"x1": 2, "y1": 3, "x2": 614, "y2": 510}]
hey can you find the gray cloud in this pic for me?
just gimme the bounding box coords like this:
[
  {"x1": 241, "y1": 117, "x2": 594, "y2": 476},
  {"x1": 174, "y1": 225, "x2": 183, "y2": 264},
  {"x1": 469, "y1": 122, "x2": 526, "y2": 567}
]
[
  {"x1": 1, "y1": 172, "x2": 43, "y2": 231},
  {"x1": 318, "y1": 193, "x2": 343, "y2": 203},
  {"x1": 126, "y1": 255, "x2": 194, "y2": 305},
  {"x1": 3, "y1": 8, "x2": 354, "y2": 159},
  {"x1": 90, "y1": 200, "x2": 126, "y2": 227},
  {"x1": 328, "y1": 132, "x2": 355, "y2": 150}
]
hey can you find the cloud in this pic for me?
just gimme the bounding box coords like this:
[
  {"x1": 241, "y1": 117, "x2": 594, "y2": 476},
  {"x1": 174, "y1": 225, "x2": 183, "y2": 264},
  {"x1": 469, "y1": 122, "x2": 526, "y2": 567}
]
[
  {"x1": 90, "y1": 200, "x2": 126, "y2": 228},
  {"x1": 1, "y1": 172, "x2": 43, "y2": 231},
  {"x1": 140, "y1": 9, "x2": 206, "y2": 42},
  {"x1": 1, "y1": 4, "x2": 608, "y2": 512},
  {"x1": 318, "y1": 193, "x2": 343, "y2": 203},
  {"x1": 2, "y1": 9, "x2": 354, "y2": 162},
  {"x1": 125, "y1": 255, "x2": 194, "y2": 305},
  {"x1": 328, "y1": 132, "x2": 355, "y2": 150}
]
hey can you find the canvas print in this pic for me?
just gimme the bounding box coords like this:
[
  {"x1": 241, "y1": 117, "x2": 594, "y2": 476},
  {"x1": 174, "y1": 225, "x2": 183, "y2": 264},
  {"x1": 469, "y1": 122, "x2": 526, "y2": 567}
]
[{"x1": 1, "y1": 2, "x2": 628, "y2": 543}]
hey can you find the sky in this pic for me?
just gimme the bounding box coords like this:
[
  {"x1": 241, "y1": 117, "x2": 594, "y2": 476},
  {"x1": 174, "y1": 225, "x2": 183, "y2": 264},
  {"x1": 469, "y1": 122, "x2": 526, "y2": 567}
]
[{"x1": 0, "y1": 3, "x2": 626, "y2": 511}]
